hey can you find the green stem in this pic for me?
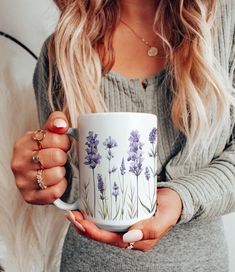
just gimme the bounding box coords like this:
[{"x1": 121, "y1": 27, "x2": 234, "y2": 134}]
[
  {"x1": 109, "y1": 158, "x2": 112, "y2": 219},
  {"x1": 92, "y1": 169, "x2": 96, "y2": 217},
  {"x1": 136, "y1": 176, "x2": 139, "y2": 217},
  {"x1": 122, "y1": 176, "x2": 124, "y2": 220}
]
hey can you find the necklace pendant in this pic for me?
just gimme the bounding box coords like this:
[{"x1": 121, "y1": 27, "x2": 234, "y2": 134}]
[{"x1": 148, "y1": 47, "x2": 158, "y2": 57}]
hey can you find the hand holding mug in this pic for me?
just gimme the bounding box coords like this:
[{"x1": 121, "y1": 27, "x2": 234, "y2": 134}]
[
  {"x1": 54, "y1": 112, "x2": 158, "y2": 232},
  {"x1": 11, "y1": 111, "x2": 70, "y2": 204},
  {"x1": 66, "y1": 187, "x2": 182, "y2": 252}
]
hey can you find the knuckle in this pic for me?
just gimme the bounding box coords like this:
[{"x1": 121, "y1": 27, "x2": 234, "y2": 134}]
[
  {"x1": 51, "y1": 187, "x2": 63, "y2": 201},
  {"x1": 15, "y1": 178, "x2": 25, "y2": 190},
  {"x1": 54, "y1": 166, "x2": 66, "y2": 181},
  {"x1": 11, "y1": 158, "x2": 23, "y2": 172},
  {"x1": 51, "y1": 133, "x2": 61, "y2": 147},
  {"x1": 52, "y1": 149, "x2": 67, "y2": 165},
  {"x1": 61, "y1": 135, "x2": 71, "y2": 150},
  {"x1": 23, "y1": 192, "x2": 35, "y2": 204}
]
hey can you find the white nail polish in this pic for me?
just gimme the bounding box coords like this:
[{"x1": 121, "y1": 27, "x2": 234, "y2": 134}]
[
  {"x1": 65, "y1": 211, "x2": 76, "y2": 223},
  {"x1": 53, "y1": 119, "x2": 67, "y2": 128},
  {"x1": 74, "y1": 221, "x2": 86, "y2": 233},
  {"x1": 123, "y1": 229, "x2": 143, "y2": 243}
]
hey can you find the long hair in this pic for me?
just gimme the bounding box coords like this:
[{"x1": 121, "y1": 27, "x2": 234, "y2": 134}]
[{"x1": 49, "y1": 0, "x2": 234, "y2": 157}]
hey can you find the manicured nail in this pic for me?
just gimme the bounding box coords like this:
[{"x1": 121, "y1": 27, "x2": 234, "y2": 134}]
[
  {"x1": 123, "y1": 229, "x2": 143, "y2": 243},
  {"x1": 65, "y1": 211, "x2": 85, "y2": 233},
  {"x1": 53, "y1": 119, "x2": 67, "y2": 128},
  {"x1": 74, "y1": 221, "x2": 86, "y2": 233},
  {"x1": 65, "y1": 211, "x2": 76, "y2": 223}
]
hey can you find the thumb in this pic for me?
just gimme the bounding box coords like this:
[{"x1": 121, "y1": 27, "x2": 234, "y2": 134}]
[{"x1": 44, "y1": 111, "x2": 69, "y2": 134}]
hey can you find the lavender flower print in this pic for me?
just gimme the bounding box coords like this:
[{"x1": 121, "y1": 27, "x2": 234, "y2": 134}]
[
  {"x1": 103, "y1": 136, "x2": 118, "y2": 219},
  {"x1": 103, "y1": 136, "x2": 118, "y2": 151},
  {"x1": 145, "y1": 166, "x2": 151, "y2": 207},
  {"x1": 120, "y1": 158, "x2": 126, "y2": 176},
  {"x1": 148, "y1": 128, "x2": 158, "y2": 213},
  {"x1": 149, "y1": 128, "x2": 158, "y2": 181},
  {"x1": 120, "y1": 157, "x2": 126, "y2": 219},
  {"x1": 149, "y1": 128, "x2": 157, "y2": 144},
  {"x1": 84, "y1": 131, "x2": 102, "y2": 217},
  {"x1": 98, "y1": 174, "x2": 105, "y2": 200},
  {"x1": 97, "y1": 174, "x2": 108, "y2": 219},
  {"x1": 127, "y1": 130, "x2": 144, "y2": 217},
  {"x1": 144, "y1": 166, "x2": 150, "y2": 181},
  {"x1": 112, "y1": 181, "x2": 119, "y2": 215}
]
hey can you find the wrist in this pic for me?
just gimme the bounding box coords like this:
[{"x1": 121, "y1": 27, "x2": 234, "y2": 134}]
[{"x1": 157, "y1": 187, "x2": 183, "y2": 224}]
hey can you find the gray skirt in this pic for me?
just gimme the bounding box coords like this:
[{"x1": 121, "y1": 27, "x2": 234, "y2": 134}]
[{"x1": 60, "y1": 217, "x2": 229, "y2": 272}]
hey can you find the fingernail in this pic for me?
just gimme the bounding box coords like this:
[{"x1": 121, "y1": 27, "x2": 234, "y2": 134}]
[
  {"x1": 65, "y1": 211, "x2": 76, "y2": 222},
  {"x1": 65, "y1": 211, "x2": 85, "y2": 233},
  {"x1": 74, "y1": 221, "x2": 86, "y2": 233},
  {"x1": 53, "y1": 119, "x2": 67, "y2": 128},
  {"x1": 123, "y1": 229, "x2": 143, "y2": 243}
]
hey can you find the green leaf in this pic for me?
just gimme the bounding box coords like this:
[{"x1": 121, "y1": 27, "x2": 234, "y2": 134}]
[{"x1": 139, "y1": 198, "x2": 151, "y2": 213}]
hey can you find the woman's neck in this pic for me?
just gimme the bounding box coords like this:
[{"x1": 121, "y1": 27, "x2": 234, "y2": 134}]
[{"x1": 120, "y1": 0, "x2": 158, "y2": 24}]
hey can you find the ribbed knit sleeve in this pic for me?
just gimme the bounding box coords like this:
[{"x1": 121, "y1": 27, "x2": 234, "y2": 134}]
[
  {"x1": 33, "y1": 36, "x2": 53, "y2": 127},
  {"x1": 158, "y1": 0, "x2": 235, "y2": 224}
]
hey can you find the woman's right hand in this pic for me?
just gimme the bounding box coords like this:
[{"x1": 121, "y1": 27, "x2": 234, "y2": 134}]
[{"x1": 11, "y1": 111, "x2": 71, "y2": 205}]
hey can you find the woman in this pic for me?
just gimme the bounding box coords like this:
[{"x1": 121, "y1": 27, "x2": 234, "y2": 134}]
[{"x1": 11, "y1": 0, "x2": 235, "y2": 271}]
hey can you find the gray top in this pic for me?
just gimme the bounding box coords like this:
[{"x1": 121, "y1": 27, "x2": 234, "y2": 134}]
[{"x1": 33, "y1": 0, "x2": 235, "y2": 271}]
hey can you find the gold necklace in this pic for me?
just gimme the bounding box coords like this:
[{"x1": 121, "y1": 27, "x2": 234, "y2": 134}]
[{"x1": 120, "y1": 19, "x2": 159, "y2": 57}]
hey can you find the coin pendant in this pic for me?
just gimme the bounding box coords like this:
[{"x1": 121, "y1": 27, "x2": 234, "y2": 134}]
[{"x1": 147, "y1": 47, "x2": 158, "y2": 57}]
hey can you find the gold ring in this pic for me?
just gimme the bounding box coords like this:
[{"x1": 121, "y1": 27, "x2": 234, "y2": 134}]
[
  {"x1": 32, "y1": 151, "x2": 41, "y2": 164},
  {"x1": 36, "y1": 169, "x2": 47, "y2": 190},
  {"x1": 32, "y1": 129, "x2": 46, "y2": 150},
  {"x1": 126, "y1": 242, "x2": 135, "y2": 249}
]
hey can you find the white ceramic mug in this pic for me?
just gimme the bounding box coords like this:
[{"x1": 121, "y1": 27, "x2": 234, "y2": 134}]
[{"x1": 54, "y1": 112, "x2": 158, "y2": 232}]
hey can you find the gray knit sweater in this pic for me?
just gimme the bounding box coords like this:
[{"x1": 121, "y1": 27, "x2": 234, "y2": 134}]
[{"x1": 33, "y1": 1, "x2": 235, "y2": 271}]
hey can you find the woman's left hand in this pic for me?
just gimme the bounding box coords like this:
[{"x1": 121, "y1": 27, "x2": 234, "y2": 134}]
[{"x1": 65, "y1": 188, "x2": 182, "y2": 252}]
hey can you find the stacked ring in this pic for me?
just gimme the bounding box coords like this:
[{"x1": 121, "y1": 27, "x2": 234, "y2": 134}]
[
  {"x1": 32, "y1": 129, "x2": 47, "y2": 190},
  {"x1": 32, "y1": 129, "x2": 46, "y2": 150},
  {"x1": 36, "y1": 169, "x2": 47, "y2": 190},
  {"x1": 32, "y1": 151, "x2": 41, "y2": 164}
]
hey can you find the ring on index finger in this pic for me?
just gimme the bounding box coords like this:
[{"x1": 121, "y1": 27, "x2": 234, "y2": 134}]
[
  {"x1": 32, "y1": 151, "x2": 40, "y2": 163},
  {"x1": 32, "y1": 129, "x2": 46, "y2": 150}
]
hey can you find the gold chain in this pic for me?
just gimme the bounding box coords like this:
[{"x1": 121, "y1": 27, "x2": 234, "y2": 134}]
[{"x1": 120, "y1": 19, "x2": 159, "y2": 57}]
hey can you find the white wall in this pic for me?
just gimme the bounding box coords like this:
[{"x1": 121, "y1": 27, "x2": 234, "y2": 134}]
[{"x1": 0, "y1": 1, "x2": 234, "y2": 271}]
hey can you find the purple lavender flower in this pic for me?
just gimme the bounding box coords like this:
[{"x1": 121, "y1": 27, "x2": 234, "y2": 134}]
[
  {"x1": 148, "y1": 128, "x2": 157, "y2": 181},
  {"x1": 103, "y1": 136, "x2": 118, "y2": 219},
  {"x1": 112, "y1": 181, "x2": 119, "y2": 216},
  {"x1": 127, "y1": 130, "x2": 144, "y2": 217},
  {"x1": 84, "y1": 131, "x2": 101, "y2": 169},
  {"x1": 103, "y1": 136, "x2": 118, "y2": 148},
  {"x1": 84, "y1": 131, "x2": 102, "y2": 217},
  {"x1": 120, "y1": 158, "x2": 126, "y2": 176},
  {"x1": 127, "y1": 130, "x2": 144, "y2": 177},
  {"x1": 109, "y1": 166, "x2": 117, "y2": 174},
  {"x1": 97, "y1": 174, "x2": 105, "y2": 200},
  {"x1": 112, "y1": 182, "x2": 119, "y2": 198},
  {"x1": 149, "y1": 128, "x2": 157, "y2": 144},
  {"x1": 145, "y1": 167, "x2": 150, "y2": 181}
]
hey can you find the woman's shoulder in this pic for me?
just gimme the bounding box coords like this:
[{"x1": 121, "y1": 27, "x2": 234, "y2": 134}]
[
  {"x1": 36, "y1": 34, "x2": 54, "y2": 69},
  {"x1": 33, "y1": 33, "x2": 59, "y2": 90}
]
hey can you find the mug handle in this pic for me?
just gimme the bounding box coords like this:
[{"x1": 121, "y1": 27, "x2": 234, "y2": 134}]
[{"x1": 53, "y1": 128, "x2": 80, "y2": 211}]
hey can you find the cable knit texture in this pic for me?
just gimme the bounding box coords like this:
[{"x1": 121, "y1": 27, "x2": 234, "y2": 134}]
[{"x1": 33, "y1": 1, "x2": 235, "y2": 271}]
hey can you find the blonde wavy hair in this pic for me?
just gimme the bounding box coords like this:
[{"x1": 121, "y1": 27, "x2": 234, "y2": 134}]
[{"x1": 48, "y1": 0, "x2": 234, "y2": 156}]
